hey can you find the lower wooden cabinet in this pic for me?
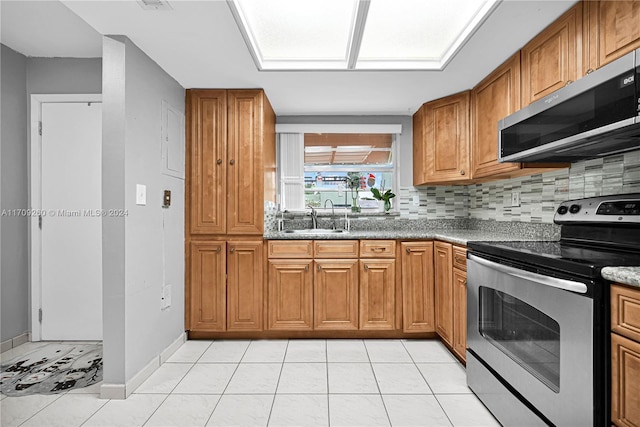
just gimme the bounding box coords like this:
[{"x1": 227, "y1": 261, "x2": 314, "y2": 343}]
[
  {"x1": 434, "y1": 242, "x2": 454, "y2": 346},
  {"x1": 401, "y1": 242, "x2": 435, "y2": 332},
  {"x1": 360, "y1": 259, "x2": 396, "y2": 330},
  {"x1": 611, "y1": 283, "x2": 640, "y2": 426},
  {"x1": 267, "y1": 259, "x2": 313, "y2": 330},
  {"x1": 435, "y1": 241, "x2": 468, "y2": 361},
  {"x1": 189, "y1": 240, "x2": 263, "y2": 332},
  {"x1": 314, "y1": 259, "x2": 359, "y2": 330},
  {"x1": 611, "y1": 333, "x2": 640, "y2": 426},
  {"x1": 190, "y1": 241, "x2": 226, "y2": 331},
  {"x1": 452, "y1": 268, "x2": 467, "y2": 362},
  {"x1": 227, "y1": 241, "x2": 263, "y2": 331}
]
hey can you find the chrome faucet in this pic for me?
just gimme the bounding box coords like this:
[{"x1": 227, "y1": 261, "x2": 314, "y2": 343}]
[
  {"x1": 307, "y1": 205, "x2": 318, "y2": 229},
  {"x1": 324, "y1": 199, "x2": 336, "y2": 230}
]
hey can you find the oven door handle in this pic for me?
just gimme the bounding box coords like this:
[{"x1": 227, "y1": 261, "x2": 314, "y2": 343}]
[{"x1": 468, "y1": 254, "x2": 588, "y2": 294}]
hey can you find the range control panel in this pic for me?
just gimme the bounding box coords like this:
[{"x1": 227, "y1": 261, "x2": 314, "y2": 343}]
[{"x1": 554, "y1": 193, "x2": 640, "y2": 224}]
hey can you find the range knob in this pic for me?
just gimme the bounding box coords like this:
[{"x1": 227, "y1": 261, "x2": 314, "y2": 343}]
[
  {"x1": 569, "y1": 204, "x2": 581, "y2": 214},
  {"x1": 557, "y1": 206, "x2": 568, "y2": 215}
]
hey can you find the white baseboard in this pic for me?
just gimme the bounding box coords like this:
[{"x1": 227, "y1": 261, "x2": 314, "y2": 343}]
[
  {"x1": 1, "y1": 332, "x2": 30, "y2": 353},
  {"x1": 100, "y1": 332, "x2": 187, "y2": 399},
  {"x1": 160, "y1": 333, "x2": 186, "y2": 364}
]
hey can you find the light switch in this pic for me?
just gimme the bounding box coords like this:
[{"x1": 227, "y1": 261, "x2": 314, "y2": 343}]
[
  {"x1": 136, "y1": 184, "x2": 147, "y2": 205},
  {"x1": 412, "y1": 195, "x2": 420, "y2": 207}
]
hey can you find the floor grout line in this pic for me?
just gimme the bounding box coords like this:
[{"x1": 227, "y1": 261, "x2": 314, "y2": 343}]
[{"x1": 265, "y1": 339, "x2": 288, "y2": 427}]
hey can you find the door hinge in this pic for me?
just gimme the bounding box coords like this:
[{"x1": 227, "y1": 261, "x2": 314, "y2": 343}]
[
  {"x1": 38, "y1": 214, "x2": 42, "y2": 229},
  {"x1": 38, "y1": 121, "x2": 42, "y2": 136},
  {"x1": 38, "y1": 308, "x2": 43, "y2": 323}
]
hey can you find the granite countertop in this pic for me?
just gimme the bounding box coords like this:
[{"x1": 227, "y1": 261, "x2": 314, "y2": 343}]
[
  {"x1": 601, "y1": 267, "x2": 640, "y2": 288},
  {"x1": 263, "y1": 229, "x2": 552, "y2": 246},
  {"x1": 264, "y1": 219, "x2": 640, "y2": 289}
]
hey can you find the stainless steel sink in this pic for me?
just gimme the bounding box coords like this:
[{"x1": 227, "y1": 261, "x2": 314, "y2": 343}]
[{"x1": 283, "y1": 229, "x2": 348, "y2": 234}]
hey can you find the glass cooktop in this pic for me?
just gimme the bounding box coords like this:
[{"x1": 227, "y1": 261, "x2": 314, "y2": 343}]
[{"x1": 467, "y1": 240, "x2": 640, "y2": 279}]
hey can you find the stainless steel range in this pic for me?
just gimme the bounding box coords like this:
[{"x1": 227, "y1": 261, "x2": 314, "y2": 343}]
[{"x1": 466, "y1": 193, "x2": 640, "y2": 426}]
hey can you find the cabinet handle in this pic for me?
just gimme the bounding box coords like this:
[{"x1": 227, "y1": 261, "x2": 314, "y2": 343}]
[
  {"x1": 216, "y1": 246, "x2": 221, "y2": 253},
  {"x1": 216, "y1": 159, "x2": 222, "y2": 165},
  {"x1": 371, "y1": 247, "x2": 386, "y2": 252},
  {"x1": 229, "y1": 159, "x2": 235, "y2": 165},
  {"x1": 230, "y1": 247, "x2": 235, "y2": 253},
  {"x1": 317, "y1": 265, "x2": 321, "y2": 272},
  {"x1": 305, "y1": 265, "x2": 309, "y2": 272},
  {"x1": 565, "y1": 80, "x2": 573, "y2": 86},
  {"x1": 460, "y1": 170, "x2": 465, "y2": 176},
  {"x1": 586, "y1": 68, "x2": 594, "y2": 75},
  {"x1": 406, "y1": 248, "x2": 412, "y2": 254},
  {"x1": 364, "y1": 264, "x2": 369, "y2": 271}
]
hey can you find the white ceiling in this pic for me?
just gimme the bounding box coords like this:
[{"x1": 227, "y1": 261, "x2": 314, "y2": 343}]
[{"x1": 0, "y1": 0, "x2": 578, "y2": 116}]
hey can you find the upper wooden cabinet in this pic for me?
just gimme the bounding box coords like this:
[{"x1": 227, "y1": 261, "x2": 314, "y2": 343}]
[
  {"x1": 521, "y1": 3, "x2": 583, "y2": 105},
  {"x1": 413, "y1": 91, "x2": 470, "y2": 185},
  {"x1": 187, "y1": 89, "x2": 275, "y2": 235},
  {"x1": 421, "y1": 92, "x2": 471, "y2": 184},
  {"x1": 471, "y1": 52, "x2": 522, "y2": 179},
  {"x1": 584, "y1": 0, "x2": 640, "y2": 72},
  {"x1": 413, "y1": 104, "x2": 427, "y2": 185}
]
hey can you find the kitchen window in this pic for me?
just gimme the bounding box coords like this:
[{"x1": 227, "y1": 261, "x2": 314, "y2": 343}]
[{"x1": 278, "y1": 129, "x2": 398, "y2": 212}]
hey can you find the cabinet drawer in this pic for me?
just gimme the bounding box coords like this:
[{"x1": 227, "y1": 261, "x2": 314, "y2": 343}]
[
  {"x1": 360, "y1": 240, "x2": 396, "y2": 258},
  {"x1": 452, "y1": 246, "x2": 468, "y2": 271},
  {"x1": 314, "y1": 240, "x2": 359, "y2": 258},
  {"x1": 612, "y1": 284, "x2": 640, "y2": 342},
  {"x1": 267, "y1": 240, "x2": 313, "y2": 258}
]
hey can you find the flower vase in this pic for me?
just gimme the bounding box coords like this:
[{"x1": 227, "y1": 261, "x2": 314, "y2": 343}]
[{"x1": 384, "y1": 199, "x2": 391, "y2": 213}]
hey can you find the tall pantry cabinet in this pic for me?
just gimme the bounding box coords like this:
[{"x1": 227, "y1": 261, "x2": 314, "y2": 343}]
[{"x1": 186, "y1": 89, "x2": 276, "y2": 334}]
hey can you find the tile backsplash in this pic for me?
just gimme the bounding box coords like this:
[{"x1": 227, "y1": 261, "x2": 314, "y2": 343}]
[{"x1": 399, "y1": 150, "x2": 640, "y2": 224}]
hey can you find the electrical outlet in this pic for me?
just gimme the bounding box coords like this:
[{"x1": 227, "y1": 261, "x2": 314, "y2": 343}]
[
  {"x1": 136, "y1": 184, "x2": 146, "y2": 205},
  {"x1": 412, "y1": 195, "x2": 420, "y2": 207},
  {"x1": 511, "y1": 191, "x2": 521, "y2": 207}
]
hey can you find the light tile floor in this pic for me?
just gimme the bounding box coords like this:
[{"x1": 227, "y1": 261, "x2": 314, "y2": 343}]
[{"x1": 1, "y1": 339, "x2": 500, "y2": 427}]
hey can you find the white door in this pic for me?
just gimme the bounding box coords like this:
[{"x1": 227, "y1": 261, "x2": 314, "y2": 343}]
[{"x1": 40, "y1": 102, "x2": 102, "y2": 341}]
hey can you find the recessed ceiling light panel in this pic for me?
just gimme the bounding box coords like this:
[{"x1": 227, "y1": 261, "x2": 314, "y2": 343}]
[{"x1": 229, "y1": 0, "x2": 500, "y2": 71}]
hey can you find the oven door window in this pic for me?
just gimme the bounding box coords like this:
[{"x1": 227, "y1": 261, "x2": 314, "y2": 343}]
[{"x1": 478, "y1": 286, "x2": 560, "y2": 392}]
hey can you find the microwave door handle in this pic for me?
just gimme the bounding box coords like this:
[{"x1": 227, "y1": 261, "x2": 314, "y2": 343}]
[{"x1": 468, "y1": 254, "x2": 588, "y2": 294}]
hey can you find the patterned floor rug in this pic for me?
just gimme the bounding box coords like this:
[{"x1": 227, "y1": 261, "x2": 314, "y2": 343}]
[{"x1": 1, "y1": 343, "x2": 102, "y2": 396}]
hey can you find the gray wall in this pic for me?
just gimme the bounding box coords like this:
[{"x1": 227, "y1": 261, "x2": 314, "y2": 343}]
[
  {"x1": 276, "y1": 115, "x2": 413, "y2": 187},
  {"x1": 1, "y1": 44, "x2": 28, "y2": 342},
  {"x1": 0, "y1": 47, "x2": 102, "y2": 344},
  {"x1": 102, "y1": 35, "x2": 185, "y2": 388}
]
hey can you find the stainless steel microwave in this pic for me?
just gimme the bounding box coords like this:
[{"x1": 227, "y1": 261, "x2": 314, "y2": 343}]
[{"x1": 498, "y1": 48, "x2": 640, "y2": 163}]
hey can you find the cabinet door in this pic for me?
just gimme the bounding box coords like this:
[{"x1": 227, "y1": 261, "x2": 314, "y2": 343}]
[
  {"x1": 227, "y1": 90, "x2": 264, "y2": 235},
  {"x1": 434, "y1": 242, "x2": 453, "y2": 346},
  {"x1": 425, "y1": 92, "x2": 470, "y2": 183},
  {"x1": 453, "y1": 268, "x2": 467, "y2": 362},
  {"x1": 521, "y1": 3, "x2": 582, "y2": 105},
  {"x1": 585, "y1": 0, "x2": 640, "y2": 72},
  {"x1": 188, "y1": 90, "x2": 227, "y2": 234},
  {"x1": 314, "y1": 259, "x2": 359, "y2": 330},
  {"x1": 267, "y1": 259, "x2": 313, "y2": 330},
  {"x1": 471, "y1": 52, "x2": 522, "y2": 179},
  {"x1": 227, "y1": 241, "x2": 263, "y2": 331},
  {"x1": 360, "y1": 259, "x2": 395, "y2": 330},
  {"x1": 189, "y1": 241, "x2": 226, "y2": 331},
  {"x1": 401, "y1": 242, "x2": 435, "y2": 333},
  {"x1": 611, "y1": 333, "x2": 640, "y2": 426},
  {"x1": 413, "y1": 104, "x2": 427, "y2": 185}
]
